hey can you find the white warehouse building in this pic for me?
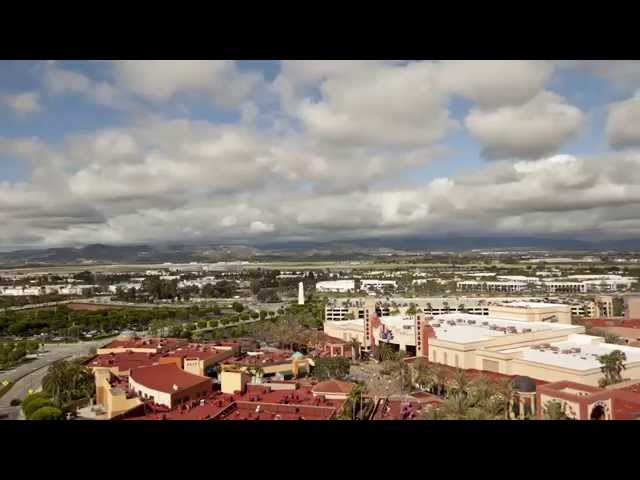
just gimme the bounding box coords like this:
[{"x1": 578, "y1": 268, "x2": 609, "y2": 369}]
[{"x1": 315, "y1": 279, "x2": 356, "y2": 293}]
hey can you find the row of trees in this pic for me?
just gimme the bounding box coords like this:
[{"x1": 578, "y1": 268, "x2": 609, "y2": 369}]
[
  {"x1": 0, "y1": 340, "x2": 41, "y2": 369},
  {"x1": 113, "y1": 279, "x2": 240, "y2": 303},
  {"x1": 312, "y1": 357, "x2": 351, "y2": 380},
  {"x1": 0, "y1": 303, "x2": 227, "y2": 338},
  {"x1": 409, "y1": 355, "x2": 627, "y2": 419}
]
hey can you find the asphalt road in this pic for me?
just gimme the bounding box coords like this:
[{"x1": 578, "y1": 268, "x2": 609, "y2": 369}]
[{"x1": 0, "y1": 339, "x2": 110, "y2": 419}]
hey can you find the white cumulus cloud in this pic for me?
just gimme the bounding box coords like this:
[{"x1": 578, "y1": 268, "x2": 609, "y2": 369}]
[{"x1": 465, "y1": 91, "x2": 584, "y2": 159}]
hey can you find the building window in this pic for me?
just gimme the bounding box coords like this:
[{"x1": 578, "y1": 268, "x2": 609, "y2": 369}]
[
  {"x1": 443, "y1": 352, "x2": 448, "y2": 365},
  {"x1": 455, "y1": 355, "x2": 459, "y2": 367}
]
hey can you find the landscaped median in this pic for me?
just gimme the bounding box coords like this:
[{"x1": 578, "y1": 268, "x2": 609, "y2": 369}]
[{"x1": 0, "y1": 379, "x2": 13, "y2": 400}]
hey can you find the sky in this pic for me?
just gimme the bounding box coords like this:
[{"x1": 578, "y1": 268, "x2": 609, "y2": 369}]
[{"x1": 2, "y1": 60, "x2": 640, "y2": 249}]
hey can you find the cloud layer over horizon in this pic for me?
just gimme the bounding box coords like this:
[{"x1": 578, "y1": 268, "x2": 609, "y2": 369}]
[{"x1": 1, "y1": 60, "x2": 640, "y2": 249}]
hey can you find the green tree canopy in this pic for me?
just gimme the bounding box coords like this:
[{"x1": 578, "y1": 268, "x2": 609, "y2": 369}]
[{"x1": 29, "y1": 406, "x2": 64, "y2": 420}]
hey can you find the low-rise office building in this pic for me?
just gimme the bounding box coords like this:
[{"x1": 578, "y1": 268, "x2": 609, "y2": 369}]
[
  {"x1": 324, "y1": 296, "x2": 613, "y2": 322},
  {"x1": 456, "y1": 281, "x2": 527, "y2": 293},
  {"x1": 315, "y1": 279, "x2": 356, "y2": 293},
  {"x1": 360, "y1": 279, "x2": 397, "y2": 292}
]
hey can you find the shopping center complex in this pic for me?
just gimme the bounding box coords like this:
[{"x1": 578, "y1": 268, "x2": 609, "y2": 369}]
[{"x1": 324, "y1": 299, "x2": 640, "y2": 387}]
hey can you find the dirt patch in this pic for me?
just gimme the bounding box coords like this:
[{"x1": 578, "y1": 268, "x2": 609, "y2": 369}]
[{"x1": 67, "y1": 303, "x2": 120, "y2": 311}]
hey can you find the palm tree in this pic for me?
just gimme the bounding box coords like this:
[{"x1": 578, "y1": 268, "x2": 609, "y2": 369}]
[
  {"x1": 245, "y1": 366, "x2": 264, "y2": 383},
  {"x1": 411, "y1": 358, "x2": 432, "y2": 391},
  {"x1": 347, "y1": 383, "x2": 365, "y2": 420},
  {"x1": 374, "y1": 343, "x2": 397, "y2": 362},
  {"x1": 347, "y1": 338, "x2": 361, "y2": 361},
  {"x1": 423, "y1": 404, "x2": 446, "y2": 420},
  {"x1": 493, "y1": 377, "x2": 514, "y2": 419},
  {"x1": 440, "y1": 394, "x2": 472, "y2": 419},
  {"x1": 430, "y1": 364, "x2": 449, "y2": 397},
  {"x1": 542, "y1": 400, "x2": 568, "y2": 420},
  {"x1": 42, "y1": 359, "x2": 94, "y2": 408},
  {"x1": 406, "y1": 303, "x2": 418, "y2": 318},
  {"x1": 598, "y1": 350, "x2": 627, "y2": 387},
  {"x1": 42, "y1": 360, "x2": 68, "y2": 406},
  {"x1": 450, "y1": 368, "x2": 470, "y2": 399},
  {"x1": 468, "y1": 374, "x2": 493, "y2": 405}
]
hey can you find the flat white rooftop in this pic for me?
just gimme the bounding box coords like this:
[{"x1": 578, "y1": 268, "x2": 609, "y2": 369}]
[
  {"x1": 492, "y1": 301, "x2": 570, "y2": 309},
  {"x1": 429, "y1": 313, "x2": 577, "y2": 344},
  {"x1": 325, "y1": 319, "x2": 364, "y2": 329},
  {"x1": 380, "y1": 315, "x2": 415, "y2": 330},
  {"x1": 499, "y1": 334, "x2": 640, "y2": 371}
]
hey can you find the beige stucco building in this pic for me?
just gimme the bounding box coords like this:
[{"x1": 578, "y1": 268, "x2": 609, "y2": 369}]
[{"x1": 324, "y1": 299, "x2": 640, "y2": 387}]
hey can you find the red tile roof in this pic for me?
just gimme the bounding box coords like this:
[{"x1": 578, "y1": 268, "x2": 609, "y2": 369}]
[
  {"x1": 129, "y1": 363, "x2": 211, "y2": 395},
  {"x1": 582, "y1": 318, "x2": 640, "y2": 329},
  {"x1": 87, "y1": 351, "x2": 160, "y2": 372},
  {"x1": 100, "y1": 337, "x2": 188, "y2": 352},
  {"x1": 162, "y1": 344, "x2": 230, "y2": 361},
  {"x1": 123, "y1": 384, "x2": 345, "y2": 420},
  {"x1": 316, "y1": 333, "x2": 349, "y2": 345},
  {"x1": 538, "y1": 381, "x2": 602, "y2": 394},
  {"x1": 408, "y1": 361, "x2": 548, "y2": 386},
  {"x1": 619, "y1": 382, "x2": 640, "y2": 395},
  {"x1": 224, "y1": 349, "x2": 297, "y2": 367},
  {"x1": 372, "y1": 397, "x2": 439, "y2": 420},
  {"x1": 216, "y1": 402, "x2": 336, "y2": 420}
]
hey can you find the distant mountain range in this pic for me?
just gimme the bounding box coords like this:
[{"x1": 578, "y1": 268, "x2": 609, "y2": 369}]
[
  {"x1": 0, "y1": 244, "x2": 259, "y2": 267},
  {"x1": 0, "y1": 236, "x2": 638, "y2": 267}
]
